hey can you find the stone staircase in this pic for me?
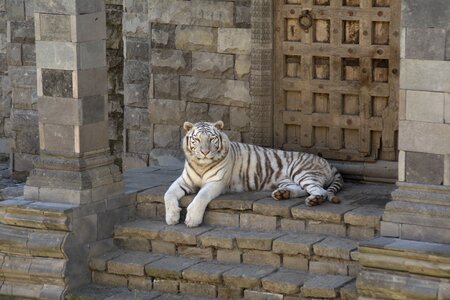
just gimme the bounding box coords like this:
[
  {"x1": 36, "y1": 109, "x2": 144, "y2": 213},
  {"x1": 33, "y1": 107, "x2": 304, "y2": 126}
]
[{"x1": 66, "y1": 168, "x2": 394, "y2": 299}]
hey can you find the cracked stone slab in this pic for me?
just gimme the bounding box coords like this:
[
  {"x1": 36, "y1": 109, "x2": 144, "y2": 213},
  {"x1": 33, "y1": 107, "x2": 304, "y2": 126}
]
[
  {"x1": 145, "y1": 256, "x2": 200, "y2": 280},
  {"x1": 223, "y1": 264, "x2": 276, "y2": 288},
  {"x1": 301, "y1": 275, "x2": 354, "y2": 298},
  {"x1": 272, "y1": 233, "x2": 326, "y2": 256}
]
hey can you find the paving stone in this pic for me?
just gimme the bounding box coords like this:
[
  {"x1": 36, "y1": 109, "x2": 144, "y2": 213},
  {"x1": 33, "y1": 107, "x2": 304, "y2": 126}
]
[
  {"x1": 240, "y1": 214, "x2": 277, "y2": 231},
  {"x1": 145, "y1": 256, "x2": 200, "y2": 280},
  {"x1": 198, "y1": 229, "x2": 235, "y2": 249},
  {"x1": 177, "y1": 245, "x2": 214, "y2": 260},
  {"x1": 180, "y1": 282, "x2": 217, "y2": 298},
  {"x1": 223, "y1": 264, "x2": 277, "y2": 288},
  {"x1": 183, "y1": 261, "x2": 234, "y2": 284},
  {"x1": 253, "y1": 197, "x2": 304, "y2": 218},
  {"x1": 244, "y1": 290, "x2": 283, "y2": 300},
  {"x1": 273, "y1": 233, "x2": 325, "y2": 256},
  {"x1": 301, "y1": 275, "x2": 354, "y2": 298},
  {"x1": 235, "y1": 231, "x2": 284, "y2": 251},
  {"x1": 313, "y1": 237, "x2": 358, "y2": 260},
  {"x1": 160, "y1": 224, "x2": 212, "y2": 245},
  {"x1": 261, "y1": 268, "x2": 309, "y2": 294},
  {"x1": 114, "y1": 219, "x2": 166, "y2": 240},
  {"x1": 208, "y1": 192, "x2": 268, "y2": 210},
  {"x1": 90, "y1": 250, "x2": 124, "y2": 272},
  {"x1": 343, "y1": 205, "x2": 384, "y2": 228},
  {"x1": 108, "y1": 251, "x2": 164, "y2": 276},
  {"x1": 243, "y1": 250, "x2": 281, "y2": 267},
  {"x1": 292, "y1": 203, "x2": 358, "y2": 223}
]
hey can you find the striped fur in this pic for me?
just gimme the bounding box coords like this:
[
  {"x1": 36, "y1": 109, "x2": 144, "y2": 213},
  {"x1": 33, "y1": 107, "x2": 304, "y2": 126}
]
[{"x1": 164, "y1": 121, "x2": 344, "y2": 227}]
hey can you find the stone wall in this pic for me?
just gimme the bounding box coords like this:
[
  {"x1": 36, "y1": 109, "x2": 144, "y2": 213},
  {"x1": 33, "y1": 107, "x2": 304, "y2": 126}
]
[
  {"x1": 398, "y1": 0, "x2": 450, "y2": 186},
  {"x1": 1, "y1": 0, "x2": 125, "y2": 177},
  {"x1": 123, "y1": 0, "x2": 252, "y2": 169}
]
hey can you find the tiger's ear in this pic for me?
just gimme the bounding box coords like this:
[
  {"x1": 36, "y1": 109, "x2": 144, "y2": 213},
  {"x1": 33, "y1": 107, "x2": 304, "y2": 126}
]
[
  {"x1": 214, "y1": 120, "x2": 224, "y2": 130},
  {"x1": 183, "y1": 122, "x2": 194, "y2": 131}
]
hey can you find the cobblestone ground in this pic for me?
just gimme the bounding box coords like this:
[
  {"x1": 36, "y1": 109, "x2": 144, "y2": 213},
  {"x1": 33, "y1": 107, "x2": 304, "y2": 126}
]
[{"x1": 0, "y1": 160, "x2": 24, "y2": 201}]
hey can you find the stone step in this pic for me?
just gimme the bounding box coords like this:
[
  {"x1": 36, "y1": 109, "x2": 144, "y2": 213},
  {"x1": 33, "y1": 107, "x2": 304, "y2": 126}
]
[
  {"x1": 113, "y1": 219, "x2": 360, "y2": 276},
  {"x1": 136, "y1": 182, "x2": 392, "y2": 240},
  {"x1": 90, "y1": 250, "x2": 356, "y2": 299},
  {"x1": 0, "y1": 280, "x2": 64, "y2": 299}
]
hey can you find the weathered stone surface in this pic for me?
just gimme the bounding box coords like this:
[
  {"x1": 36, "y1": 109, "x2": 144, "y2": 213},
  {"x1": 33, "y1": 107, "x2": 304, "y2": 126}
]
[
  {"x1": 261, "y1": 269, "x2": 309, "y2": 294},
  {"x1": 406, "y1": 90, "x2": 445, "y2": 123},
  {"x1": 148, "y1": 0, "x2": 234, "y2": 27},
  {"x1": 114, "y1": 219, "x2": 166, "y2": 240},
  {"x1": 405, "y1": 151, "x2": 444, "y2": 185},
  {"x1": 175, "y1": 26, "x2": 217, "y2": 52},
  {"x1": 191, "y1": 51, "x2": 234, "y2": 79},
  {"x1": 344, "y1": 205, "x2": 384, "y2": 228},
  {"x1": 253, "y1": 197, "x2": 303, "y2": 218},
  {"x1": 181, "y1": 76, "x2": 251, "y2": 108},
  {"x1": 400, "y1": 59, "x2": 450, "y2": 93},
  {"x1": 123, "y1": 13, "x2": 149, "y2": 38},
  {"x1": 313, "y1": 237, "x2": 358, "y2": 260},
  {"x1": 283, "y1": 254, "x2": 309, "y2": 270},
  {"x1": 34, "y1": 0, "x2": 104, "y2": 14},
  {"x1": 240, "y1": 214, "x2": 277, "y2": 231},
  {"x1": 177, "y1": 245, "x2": 213, "y2": 260},
  {"x1": 309, "y1": 259, "x2": 348, "y2": 275},
  {"x1": 218, "y1": 28, "x2": 251, "y2": 55},
  {"x1": 151, "y1": 49, "x2": 188, "y2": 74},
  {"x1": 153, "y1": 74, "x2": 179, "y2": 99},
  {"x1": 108, "y1": 251, "x2": 163, "y2": 276},
  {"x1": 244, "y1": 290, "x2": 283, "y2": 300},
  {"x1": 280, "y1": 219, "x2": 306, "y2": 233},
  {"x1": 151, "y1": 23, "x2": 176, "y2": 49},
  {"x1": 273, "y1": 233, "x2": 325, "y2": 256},
  {"x1": 340, "y1": 281, "x2": 357, "y2": 300},
  {"x1": 399, "y1": 120, "x2": 450, "y2": 155},
  {"x1": 203, "y1": 211, "x2": 239, "y2": 227},
  {"x1": 235, "y1": 231, "x2": 283, "y2": 250},
  {"x1": 151, "y1": 240, "x2": 176, "y2": 255},
  {"x1": 347, "y1": 226, "x2": 376, "y2": 240},
  {"x1": 154, "y1": 124, "x2": 180, "y2": 149},
  {"x1": 145, "y1": 256, "x2": 199, "y2": 280},
  {"x1": 92, "y1": 271, "x2": 128, "y2": 287},
  {"x1": 124, "y1": 37, "x2": 149, "y2": 61},
  {"x1": 38, "y1": 14, "x2": 71, "y2": 42},
  {"x1": 242, "y1": 250, "x2": 281, "y2": 267},
  {"x1": 183, "y1": 261, "x2": 233, "y2": 284},
  {"x1": 8, "y1": 20, "x2": 34, "y2": 43},
  {"x1": 402, "y1": 0, "x2": 450, "y2": 29},
  {"x1": 160, "y1": 224, "x2": 212, "y2": 245},
  {"x1": 67, "y1": 285, "x2": 161, "y2": 300},
  {"x1": 41, "y1": 69, "x2": 73, "y2": 98},
  {"x1": 216, "y1": 249, "x2": 241, "y2": 264},
  {"x1": 208, "y1": 192, "x2": 267, "y2": 210},
  {"x1": 198, "y1": 228, "x2": 235, "y2": 249},
  {"x1": 405, "y1": 28, "x2": 446, "y2": 61},
  {"x1": 123, "y1": 59, "x2": 149, "y2": 83},
  {"x1": 179, "y1": 282, "x2": 216, "y2": 298},
  {"x1": 218, "y1": 286, "x2": 243, "y2": 299},
  {"x1": 301, "y1": 275, "x2": 354, "y2": 298},
  {"x1": 223, "y1": 265, "x2": 276, "y2": 288},
  {"x1": 149, "y1": 99, "x2": 186, "y2": 125},
  {"x1": 292, "y1": 203, "x2": 358, "y2": 223}
]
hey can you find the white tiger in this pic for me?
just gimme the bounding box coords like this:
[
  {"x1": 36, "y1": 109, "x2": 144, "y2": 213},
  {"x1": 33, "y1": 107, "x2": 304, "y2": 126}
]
[{"x1": 164, "y1": 121, "x2": 343, "y2": 227}]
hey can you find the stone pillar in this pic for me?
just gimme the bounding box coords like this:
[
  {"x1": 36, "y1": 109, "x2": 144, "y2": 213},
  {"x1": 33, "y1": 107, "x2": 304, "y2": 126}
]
[
  {"x1": 24, "y1": 0, "x2": 123, "y2": 204},
  {"x1": 379, "y1": 0, "x2": 450, "y2": 243}
]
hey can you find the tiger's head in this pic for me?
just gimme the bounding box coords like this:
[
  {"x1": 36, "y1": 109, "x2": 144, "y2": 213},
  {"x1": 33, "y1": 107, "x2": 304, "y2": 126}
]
[{"x1": 183, "y1": 121, "x2": 230, "y2": 165}]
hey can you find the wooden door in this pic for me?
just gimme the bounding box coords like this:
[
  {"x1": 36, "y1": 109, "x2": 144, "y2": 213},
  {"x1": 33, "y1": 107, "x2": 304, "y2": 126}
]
[{"x1": 274, "y1": 0, "x2": 399, "y2": 162}]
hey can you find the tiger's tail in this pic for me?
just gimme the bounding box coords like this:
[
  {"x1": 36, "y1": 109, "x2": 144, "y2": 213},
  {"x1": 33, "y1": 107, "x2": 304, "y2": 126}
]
[{"x1": 326, "y1": 166, "x2": 343, "y2": 203}]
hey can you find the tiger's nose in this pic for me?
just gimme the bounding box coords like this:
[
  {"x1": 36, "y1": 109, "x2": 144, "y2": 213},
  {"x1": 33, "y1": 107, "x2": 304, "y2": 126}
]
[{"x1": 201, "y1": 149, "x2": 210, "y2": 156}]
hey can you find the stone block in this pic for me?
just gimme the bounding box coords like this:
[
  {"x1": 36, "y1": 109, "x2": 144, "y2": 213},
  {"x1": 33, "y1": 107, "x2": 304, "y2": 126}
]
[
  {"x1": 154, "y1": 124, "x2": 181, "y2": 149},
  {"x1": 73, "y1": 67, "x2": 108, "y2": 98},
  {"x1": 344, "y1": 205, "x2": 384, "y2": 229},
  {"x1": 35, "y1": 0, "x2": 104, "y2": 14},
  {"x1": 240, "y1": 213, "x2": 277, "y2": 231},
  {"x1": 148, "y1": 0, "x2": 234, "y2": 27},
  {"x1": 151, "y1": 240, "x2": 176, "y2": 255},
  {"x1": 253, "y1": 197, "x2": 302, "y2": 218},
  {"x1": 280, "y1": 219, "x2": 306, "y2": 232},
  {"x1": 273, "y1": 233, "x2": 325, "y2": 256},
  {"x1": 191, "y1": 51, "x2": 234, "y2": 79},
  {"x1": 208, "y1": 104, "x2": 230, "y2": 126},
  {"x1": 217, "y1": 249, "x2": 241, "y2": 264},
  {"x1": 292, "y1": 203, "x2": 358, "y2": 223},
  {"x1": 218, "y1": 28, "x2": 251, "y2": 55},
  {"x1": 236, "y1": 231, "x2": 283, "y2": 251},
  {"x1": 181, "y1": 76, "x2": 251, "y2": 108},
  {"x1": 145, "y1": 256, "x2": 199, "y2": 280},
  {"x1": 402, "y1": 223, "x2": 450, "y2": 244},
  {"x1": 128, "y1": 276, "x2": 153, "y2": 290},
  {"x1": 175, "y1": 26, "x2": 217, "y2": 52},
  {"x1": 244, "y1": 290, "x2": 283, "y2": 300},
  {"x1": 203, "y1": 211, "x2": 239, "y2": 227},
  {"x1": 235, "y1": 54, "x2": 251, "y2": 80},
  {"x1": 126, "y1": 129, "x2": 153, "y2": 154},
  {"x1": 347, "y1": 226, "x2": 376, "y2": 240},
  {"x1": 153, "y1": 279, "x2": 179, "y2": 294},
  {"x1": 108, "y1": 251, "x2": 163, "y2": 276},
  {"x1": 309, "y1": 259, "x2": 348, "y2": 275},
  {"x1": 261, "y1": 269, "x2": 309, "y2": 294},
  {"x1": 160, "y1": 224, "x2": 211, "y2": 245},
  {"x1": 402, "y1": 0, "x2": 450, "y2": 29},
  {"x1": 242, "y1": 250, "x2": 281, "y2": 267},
  {"x1": 40, "y1": 123, "x2": 75, "y2": 153},
  {"x1": 122, "y1": 153, "x2": 148, "y2": 171},
  {"x1": 186, "y1": 102, "x2": 209, "y2": 123},
  {"x1": 445, "y1": 93, "x2": 450, "y2": 124},
  {"x1": 198, "y1": 229, "x2": 235, "y2": 249},
  {"x1": 124, "y1": 106, "x2": 148, "y2": 129},
  {"x1": 183, "y1": 261, "x2": 233, "y2": 284},
  {"x1": 41, "y1": 69, "x2": 73, "y2": 98},
  {"x1": 150, "y1": 49, "x2": 189, "y2": 74},
  {"x1": 114, "y1": 238, "x2": 150, "y2": 251},
  {"x1": 301, "y1": 275, "x2": 354, "y2": 298},
  {"x1": 6, "y1": 0, "x2": 24, "y2": 20},
  {"x1": 90, "y1": 251, "x2": 124, "y2": 271},
  {"x1": 380, "y1": 221, "x2": 400, "y2": 237},
  {"x1": 400, "y1": 59, "x2": 450, "y2": 93},
  {"x1": 405, "y1": 28, "x2": 446, "y2": 60},
  {"x1": 151, "y1": 23, "x2": 176, "y2": 49},
  {"x1": 223, "y1": 265, "x2": 277, "y2": 288},
  {"x1": 124, "y1": 83, "x2": 148, "y2": 108},
  {"x1": 122, "y1": 12, "x2": 148, "y2": 38},
  {"x1": 405, "y1": 151, "x2": 444, "y2": 185},
  {"x1": 114, "y1": 219, "x2": 166, "y2": 240},
  {"x1": 306, "y1": 221, "x2": 347, "y2": 237},
  {"x1": 73, "y1": 12, "x2": 106, "y2": 42},
  {"x1": 153, "y1": 74, "x2": 179, "y2": 99},
  {"x1": 92, "y1": 271, "x2": 128, "y2": 287},
  {"x1": 77, "y1": 121, "x2": 109, "y2": 153},
  {"x1": 218, "y1": 287, "x2": 243, "y2": 299},
  {"x1": 37, "y1": 13, "x2": 71, "y2": 42},
  {"x1": 313, "y1": 237, "x2": 358, "y2": 260},
  {"x1": 7, "y1": 20, "x2": 34, "y2": 43},
  {"x1": 399, "y1": 120, "x2": 450, "y2": 155},
  {"x1": 9, "y1": 66, "x2": 36, "y2": 87},
  {"x1": 180, "y1": 282, "x2": 216, "y2": 298},
  {"x1": 7, "y1": 43, "x2": 21, "y2": 66},
  {"x1": 177, "y1": 245, "x2": 214, "y2": 260},
  {"x1": 405, "y1": 90, "x2": 445, "y2": 123},
  {"x1": 124, "y1": 37, "x2": 149, "y2": 61},
  {"x1": 20, "y1": 44, "x2": 35, "y2": 66}
]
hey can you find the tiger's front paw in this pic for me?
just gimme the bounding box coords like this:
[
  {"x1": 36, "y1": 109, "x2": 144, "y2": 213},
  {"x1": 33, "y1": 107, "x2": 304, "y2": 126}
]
[
  {"x1": 184, "y1": 206, "x2": 204, "y2": 228},
  {"x1": 272, "y1": 188, "x2": 291, "y2": 200},
  {"x1": 165, "y1": 205, "x2": 181, "y2": 225}
]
